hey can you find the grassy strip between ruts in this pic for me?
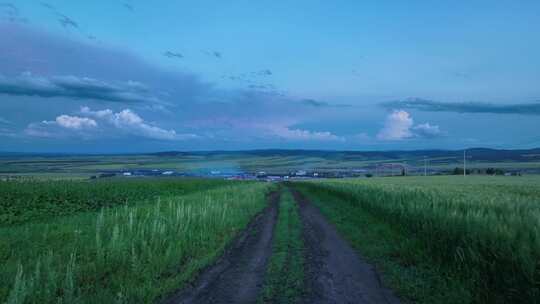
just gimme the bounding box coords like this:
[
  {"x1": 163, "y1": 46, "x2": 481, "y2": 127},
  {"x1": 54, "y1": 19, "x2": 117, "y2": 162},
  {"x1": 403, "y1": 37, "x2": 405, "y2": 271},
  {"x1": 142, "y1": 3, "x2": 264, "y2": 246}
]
[
  {"x1": 1, "y1": 182, "x2": 271, "y2": 304},
  {"x1": 259, "y1": 189, "x2": 305, "y2": 304},
  {"x1": 292, "y1": 177, "x2": 540, "y2": 304}
]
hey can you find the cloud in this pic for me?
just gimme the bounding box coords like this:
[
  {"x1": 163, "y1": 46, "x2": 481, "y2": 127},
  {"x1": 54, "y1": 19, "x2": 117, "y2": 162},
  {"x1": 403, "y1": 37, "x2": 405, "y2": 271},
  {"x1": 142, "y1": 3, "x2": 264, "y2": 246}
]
[
  {"x1": 0, "y1": 117, "x2": 11, "y2": 125},
  {"x1": 265, "y1": 125, "x2": 344, "y2": 142},
  {"x1": 185, "y1": 116, "x2": 343, "y2": 143},
  {"x1": 247, "y1": 84, "x2": 275, "y2": 90},
  {"x1": 0, "y1": 23, "x2": 350, "y2": 148},
  {"x1": 413, "y1": 123, "x2": 441, "y2": 138},
  {"x1": 122, "y1": 3, "x2": 134, "y2": 11},
  {"x1": 26, "y1": 107, "x2": 197, "y2": 141},
  {"x1": 377, "y1": 110, "x2": 442, "y2": 141},
  {"x1": 382, "y1": 98, "x2": 540, "y2": 115},
  {"x1": 377, "y1": 110, "x2": 414, "y2": 140},
  {"x1": 301, "y1": 99, "x2": 352, "y2": 108},
  {"x1": 25, "y1": 115, "x2": 98, "y2": 138},
  {"x1": 81, "y1": 107, "x2": 193, "y2": 140},
  {"x1": 0, "y1": 2, "x2": 26, "y2": 23},
  {"x1": 57, "y1": 14, "x2": 78, "y2": 29},
  {"x1": 0, "y1": 23, "x2": 209, "y2": 102},
  {"x1": 0, "y1": 72, "x2": 161, "y2": 103},
  {"x1": 55, "y1": 115, "x2": 97, "y2": 129},
  {"x1": 258, "y1": 69, "x2": 272, "y2": 76},
  {"x1": 202, "y1": 50, "x2": 222, "y2": 58},
  {"x1": 164, "y1": 51, "x2": 183, "y2": 59},
  {"x1": 40, "y1": 2, "x2": 55, "y2": 10}
]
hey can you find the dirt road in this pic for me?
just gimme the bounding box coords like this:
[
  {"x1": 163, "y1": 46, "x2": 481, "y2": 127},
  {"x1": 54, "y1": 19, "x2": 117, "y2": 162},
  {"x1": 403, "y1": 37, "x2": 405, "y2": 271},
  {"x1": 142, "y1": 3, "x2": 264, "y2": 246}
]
[
  {"x1": 164, "y1": 189, "x2": 401, "y2": 304},
  {"x1": 291, "y1": 189, "x2": 401, "y2": 304},
  {"x1": 163, "y1": 191, "x2": 279, "y2": 304}
]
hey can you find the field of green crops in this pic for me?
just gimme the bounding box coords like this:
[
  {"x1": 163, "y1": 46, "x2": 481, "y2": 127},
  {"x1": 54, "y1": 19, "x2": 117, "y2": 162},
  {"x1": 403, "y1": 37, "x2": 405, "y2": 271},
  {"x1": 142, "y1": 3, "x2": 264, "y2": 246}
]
[
  {"x1": 0, "y1": 178, "x2": 233, "y2": 226},
  {"x1": 0, "y1": 178, "x2": 271, "y2": 303},
  {"x1": 292, "y1": 176, "x2": 540, "y2": 304}
]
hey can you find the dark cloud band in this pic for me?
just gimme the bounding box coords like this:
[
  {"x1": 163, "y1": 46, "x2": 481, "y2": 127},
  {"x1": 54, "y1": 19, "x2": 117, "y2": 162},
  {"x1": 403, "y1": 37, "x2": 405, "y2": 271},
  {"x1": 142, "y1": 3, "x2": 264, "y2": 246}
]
[
  {"x1": 382, "y1": 98, "x2": 540, "y2": 115},
  {"x1": 0, "y1": 73, "x2": 160, "y2": 103}
]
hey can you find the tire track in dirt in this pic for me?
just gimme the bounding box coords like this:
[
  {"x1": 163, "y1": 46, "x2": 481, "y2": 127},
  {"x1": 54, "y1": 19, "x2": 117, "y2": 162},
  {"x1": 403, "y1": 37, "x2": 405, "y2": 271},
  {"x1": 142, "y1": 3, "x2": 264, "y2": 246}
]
[
  {"x1": 163, "y1": 191, "x2": 280, "y2": 304},
  {"x1": 290, "y1": 188, "x2": 401, "y2": 304}
]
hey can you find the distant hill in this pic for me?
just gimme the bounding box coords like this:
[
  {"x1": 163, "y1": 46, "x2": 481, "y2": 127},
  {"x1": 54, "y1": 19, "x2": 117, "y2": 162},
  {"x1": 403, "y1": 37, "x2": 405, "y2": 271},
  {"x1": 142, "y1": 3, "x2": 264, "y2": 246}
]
[
  {"x1": 2, "y1": 147, "x2": 540, "y2": 175},
  {"x1": 151, "y1": 148, "x2": 540, "y2": 163}
]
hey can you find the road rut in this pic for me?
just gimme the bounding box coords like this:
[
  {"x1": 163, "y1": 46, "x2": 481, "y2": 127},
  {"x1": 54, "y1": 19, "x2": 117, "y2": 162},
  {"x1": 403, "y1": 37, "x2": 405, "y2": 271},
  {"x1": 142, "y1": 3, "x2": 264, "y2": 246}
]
[
  {"x1": 291, "y1": 189, "x2": 401, "y2": 304},
  {"x1": 163, "y1": 191, "x2": 279, "y2": 304}
]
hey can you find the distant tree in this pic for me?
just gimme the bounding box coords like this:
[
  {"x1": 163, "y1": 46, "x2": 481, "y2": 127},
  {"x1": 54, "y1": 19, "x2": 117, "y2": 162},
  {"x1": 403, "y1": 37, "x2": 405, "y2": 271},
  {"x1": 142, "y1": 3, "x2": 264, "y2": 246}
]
[
  {"x1": 365, "y1": 173, "x2": 373, "y2": 178},
  {"x1": 485, "y1": 168, "x2": 504, "y2": 175},
  {"x1": 401, "y1": 168, "x2": 406, "y2": 176},
  {"x1": 452, "y1": 167, "x2": 471, "y2": 175}
]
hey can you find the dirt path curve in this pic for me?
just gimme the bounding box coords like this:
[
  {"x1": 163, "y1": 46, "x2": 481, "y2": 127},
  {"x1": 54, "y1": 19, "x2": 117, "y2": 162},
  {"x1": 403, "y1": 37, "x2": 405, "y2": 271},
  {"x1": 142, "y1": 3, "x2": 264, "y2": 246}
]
[
  {"x1": 291, "y1": 189, "x2": 401, "y2": 304},
  {"x1": 163, "y1": 191, "x2": 280, "y2": 304}
]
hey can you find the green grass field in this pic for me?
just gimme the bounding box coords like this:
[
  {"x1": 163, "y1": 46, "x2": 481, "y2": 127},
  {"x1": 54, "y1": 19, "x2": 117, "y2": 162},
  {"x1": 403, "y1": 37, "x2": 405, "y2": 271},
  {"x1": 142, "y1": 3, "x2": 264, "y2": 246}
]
[
  {"x1": 1, "y1": 178, "x2": 271, "y2": 303},
  {"x1": 2, "y1": 172, "x2": 540, "y2": 303},
  {"x1": 0, "y1": 178, "x2": 233, "y2": 225},
  {"x1": 292, "y1": 176, "x2": 540, "y2": 303}
]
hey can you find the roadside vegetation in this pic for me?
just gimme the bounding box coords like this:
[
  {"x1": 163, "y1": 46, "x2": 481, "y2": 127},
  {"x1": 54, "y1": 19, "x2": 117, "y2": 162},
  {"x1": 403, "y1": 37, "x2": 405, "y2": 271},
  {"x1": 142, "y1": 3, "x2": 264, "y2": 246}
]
[
  {"x1": 292, "y1": 176, "x2": 540, "y2": 304},
  {"x1": 259, "y1": 189, "x2": 305, "y2": 303},
  {"x1": 0, "y1": 179, "x2": 270, "y2": 303}
]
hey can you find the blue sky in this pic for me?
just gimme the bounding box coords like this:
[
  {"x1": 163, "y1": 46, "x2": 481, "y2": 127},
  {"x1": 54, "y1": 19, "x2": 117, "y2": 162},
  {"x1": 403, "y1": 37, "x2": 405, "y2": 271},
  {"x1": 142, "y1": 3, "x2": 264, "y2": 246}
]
[{"x1": 1, "y1": 0, "x2": 539, "y2": 152}]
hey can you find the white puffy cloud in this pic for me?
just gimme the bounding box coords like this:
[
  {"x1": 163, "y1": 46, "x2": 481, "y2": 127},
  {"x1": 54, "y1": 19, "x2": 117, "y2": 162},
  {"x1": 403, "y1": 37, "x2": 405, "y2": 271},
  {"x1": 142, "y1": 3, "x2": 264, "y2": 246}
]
[
  {"x1": 26, "y1": 107, "x2": 197, "y2": 141},
  {"x1": 80, "y1": 107, "x2": 181, "y2": 140},
  {"x1": 24, "y1": 114, "x2": 97, "y2": 138},
  {"x1": 377, "y1": 110, "x2": 414, "y2": 140},
  {"x1": 55, "y1": 115, "x2": 97, "y2": 130},
  {"x1": 377, "y1": 110, "x2": 442, "y2": 141}
]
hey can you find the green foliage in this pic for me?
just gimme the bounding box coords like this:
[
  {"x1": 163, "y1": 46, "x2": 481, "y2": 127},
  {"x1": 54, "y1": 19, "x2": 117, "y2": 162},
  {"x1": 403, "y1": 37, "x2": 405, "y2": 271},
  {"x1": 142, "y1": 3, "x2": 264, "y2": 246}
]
[
  {"x1": 485, "y1": 168, "x2": 505, "y2": 175},
  {"x1": 294, "y1": 176, "x2": 540, "y2": 303},
  {"x1": 259, "y1": 189, "x2": 305, "y2": 303},
  {"x1": 0, "y1": 178, "x2": 232, "y2": 225},
  {"x1": 452, "y1": 167, "x2": 472, "y2": 175},
  {"x1": 0, "y1": 180, "x2": 270, "y2": 303}
]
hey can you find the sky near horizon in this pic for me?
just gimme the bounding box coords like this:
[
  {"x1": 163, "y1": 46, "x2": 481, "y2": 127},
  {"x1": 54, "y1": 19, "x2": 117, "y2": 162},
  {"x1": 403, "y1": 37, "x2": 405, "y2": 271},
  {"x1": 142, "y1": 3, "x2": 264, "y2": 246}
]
[{"x1": 1, "y1": 1, "x2": 539, "y2": 152}]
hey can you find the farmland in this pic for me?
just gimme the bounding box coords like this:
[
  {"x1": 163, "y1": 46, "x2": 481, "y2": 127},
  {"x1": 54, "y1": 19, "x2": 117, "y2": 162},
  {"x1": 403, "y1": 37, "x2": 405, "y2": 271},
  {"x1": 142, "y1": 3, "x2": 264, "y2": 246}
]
[
  {"x1": 1, "y1": 178, "x2": 271, "y2": 303},
  {"x1": 2, "y1": 148, "x2": 540, "y2": 179},
  {"x1": 2, "y1": 171, "x2": 540, "y2": 303},
  {"x1": 292, "y1": 176, "x2": 540, "y2": 303}
]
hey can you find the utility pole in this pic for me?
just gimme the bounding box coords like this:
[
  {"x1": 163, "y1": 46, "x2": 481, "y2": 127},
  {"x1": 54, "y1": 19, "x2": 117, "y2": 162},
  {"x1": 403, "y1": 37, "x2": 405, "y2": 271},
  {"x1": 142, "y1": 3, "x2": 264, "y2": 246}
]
[
  {"x1": 403, "y1": 162, "x2": 407, "y2": 176},
  {"x1": 463, "y1": 149, "x2": 466, "y2": 177}
]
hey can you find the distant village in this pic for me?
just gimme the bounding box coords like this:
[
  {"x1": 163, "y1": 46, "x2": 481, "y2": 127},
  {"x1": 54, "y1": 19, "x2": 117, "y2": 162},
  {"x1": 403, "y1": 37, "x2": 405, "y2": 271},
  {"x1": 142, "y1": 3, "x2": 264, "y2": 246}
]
[{"x1": 89, "y1": 164, "x2": 527, "y2": 182}]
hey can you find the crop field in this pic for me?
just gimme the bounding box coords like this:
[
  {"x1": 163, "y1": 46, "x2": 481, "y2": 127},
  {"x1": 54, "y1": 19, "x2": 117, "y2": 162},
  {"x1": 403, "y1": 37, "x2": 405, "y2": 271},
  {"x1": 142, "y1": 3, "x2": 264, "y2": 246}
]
[
  {"x1": 292, "y1": 176, "x2": 540, "y2": 303},
  {"x1": 0, "y1": 178, "x2": 271, "y2": 303},
  {"x1": 2, "y1": 174, "x2": 540, "y2": 303},
  {"x1": 0, "y1": 179, "x2": 234, "y2": 225}
]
